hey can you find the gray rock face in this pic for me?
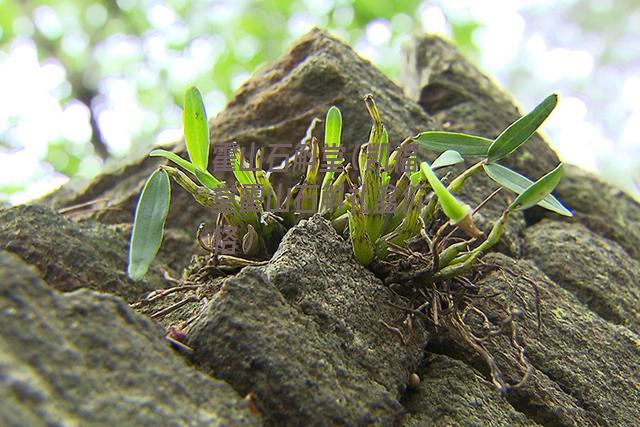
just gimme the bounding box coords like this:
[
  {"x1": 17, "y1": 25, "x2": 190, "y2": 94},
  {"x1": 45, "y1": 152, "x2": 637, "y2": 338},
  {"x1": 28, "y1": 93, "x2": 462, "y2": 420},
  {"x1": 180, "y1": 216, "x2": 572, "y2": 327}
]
[
  {"x1": 402, "y1": 354, "x2": 536, "y2": 426},
  {"x1": 399, "y1": 34, "x2": 640, "y2": 426},
  {"x1": 525, "y1": 220, "x2": 640, "y2": 332},
  {"x1": 0, "y1": 204, "x2": 162, "y2": 302},
  {"x1": 475, "y1": 254, "x2": 640, "y2": 426},
  {"x1": 417, "y1": 253, "x2": 640, "y2": 426},
  {"x1": 0, "y1": 250, "x2": 258, "y2": 427},
  {"x1": 188, "y1": 216, "x2": 428, "y2": 426},
  {"x1": 554, "y1": 164, "x2": 640, "y2": 260},
  {"x1": 0, "y1": 28, "x2": 637, "y2": 426}
]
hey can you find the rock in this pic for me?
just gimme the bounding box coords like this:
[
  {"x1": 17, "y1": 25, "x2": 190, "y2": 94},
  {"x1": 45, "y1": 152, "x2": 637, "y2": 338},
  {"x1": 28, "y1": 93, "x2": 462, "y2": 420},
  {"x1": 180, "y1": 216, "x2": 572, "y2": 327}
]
[
  {"x1": 400, "y1": 34, "x2": 559, "y2": 179},
  {"x1": 187, "y1": 216, "x2": 428, "y2": 426},
  {"x1": 1, "y1": 28, "x2": 636, "y2": 426},
  {"x1": 211, "y1": 28, "x2": 434, "y2": 157},
  {"x1": 402, "y1": 354, "x2": 536, "y2": 426},
  {"x1": 429, "y1": 253, "x2": 639, "y2": 426},
  {"x1": 553, "y1": 164, "x2": 640, "y2": 260},
  {"x1": 525, "y1": 220, "x2": 640, "y2": 332},
  {"x1": 0, "y1": 250, "x2": 259, "y2": 427},
  {"x1": 396, "y1": 32, "x2": 640, "y2": 427},
  {"x1": 0, "y1": 204, "x2": 166, "y2": 302}
]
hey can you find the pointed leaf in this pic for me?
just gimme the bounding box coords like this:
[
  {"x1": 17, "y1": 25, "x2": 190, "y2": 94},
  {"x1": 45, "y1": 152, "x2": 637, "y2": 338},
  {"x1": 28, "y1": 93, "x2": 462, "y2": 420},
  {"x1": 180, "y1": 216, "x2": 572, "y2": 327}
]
[
  {"x1": 432, "y1": 149, "x2": 464, "y2": 170},
  {"x1": 183, "y1": 86, "x2": 209, "y2": 170},
  {"x1": 509, "y1": 164, "x2": 565, "y2": 212},
  {"x1": 231, "y1": 149, "x2": 256, "y2": 185},
  {"x1": 487, "y1": 93, "x2": 558, "y2": 162},
  {"x1": 324, "y1": 106, "x2": 342, "y2": 147},
  {"x1": 415, "y1": 131, "x2": 492, "y2": 156},
  {"x1": 304, "y1": 137, "x2": 320, "y2": 184},
  {"x1": 379, "y1": 127, "x2": 389, "y2": 166},
  {"x1": 128, "y1": 169, "x2": 171, "y2": 280},
  {"x1": 420, "y1": 161, "x2": 470, "y2": 223},
  {"x1": 321, "y1": 106, "x2": 343, "y2": 210},
  {"x1": 483, "y1": 163, "x2": 572, "y2": 216},
  {"x1": 195, "y1": 168, "x2": 223, "y2": 190},
  {"x1": 358, "y1": 144, "x2": 367, "y2": 176},
  {"x1": 150, "y1": 149, "x2": 195, "y2": 174}
]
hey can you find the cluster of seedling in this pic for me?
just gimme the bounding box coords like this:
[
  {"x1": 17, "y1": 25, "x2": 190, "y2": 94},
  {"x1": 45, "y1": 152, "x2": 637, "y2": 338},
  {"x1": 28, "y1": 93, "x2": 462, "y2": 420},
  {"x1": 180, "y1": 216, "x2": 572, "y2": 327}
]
[
  {"x1": 127, "y1": 86, "x2": 572, "y2": 393},
  {"x1": 128, "y1": 87, "x2": 571, "y2": 284}
]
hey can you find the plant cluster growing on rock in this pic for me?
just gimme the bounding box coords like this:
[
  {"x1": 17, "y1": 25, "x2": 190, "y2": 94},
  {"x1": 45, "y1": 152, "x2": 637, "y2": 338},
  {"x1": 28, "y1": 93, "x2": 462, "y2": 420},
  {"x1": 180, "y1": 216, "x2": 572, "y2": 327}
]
[
  {"x1": 129, "y1": 87, "x2": 571, "y2": 285},
  {"x1": 126, "y1": 86, "x2": 575, "y2": 393}
]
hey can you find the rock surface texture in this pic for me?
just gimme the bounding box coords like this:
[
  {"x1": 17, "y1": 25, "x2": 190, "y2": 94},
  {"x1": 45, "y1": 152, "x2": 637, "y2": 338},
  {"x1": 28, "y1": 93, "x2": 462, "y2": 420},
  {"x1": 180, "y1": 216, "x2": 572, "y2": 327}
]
[
  {"x1": 0, "y1": 28, "x2": 638, "y2": 426},
  {"x1": 188, "y1": 216, "x2": 427, "y2": 426},
  {"x1": 399, "y1": 34, "x2": 640, "y2": 427},
  {"x1": 0, "y1": 251, "x2": 259, "y2": 427}
]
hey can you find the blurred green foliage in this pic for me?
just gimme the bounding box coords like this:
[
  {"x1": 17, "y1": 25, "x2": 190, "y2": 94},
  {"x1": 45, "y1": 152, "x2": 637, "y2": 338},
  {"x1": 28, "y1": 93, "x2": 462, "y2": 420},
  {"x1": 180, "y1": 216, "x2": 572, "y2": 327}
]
[
  {"x1": 2, "y1": 0, "x2": 638, "y2": 202},
  {"x1": 3, "y1": 0, "x2": 468, "y2": 189}
]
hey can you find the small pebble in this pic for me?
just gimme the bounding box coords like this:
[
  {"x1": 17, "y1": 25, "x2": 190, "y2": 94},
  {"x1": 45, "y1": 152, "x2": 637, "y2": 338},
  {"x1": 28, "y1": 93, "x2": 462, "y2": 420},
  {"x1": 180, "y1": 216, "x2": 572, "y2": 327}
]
[
  {"x1": 168, "y1": 326, "x2": 187, "y2": 342},
  {"x1": 409, "y1": 372, "x2": 420, "y2": 389},
  {"x1": 245, "y1": 392, "x2": 262, "y2": 417}
]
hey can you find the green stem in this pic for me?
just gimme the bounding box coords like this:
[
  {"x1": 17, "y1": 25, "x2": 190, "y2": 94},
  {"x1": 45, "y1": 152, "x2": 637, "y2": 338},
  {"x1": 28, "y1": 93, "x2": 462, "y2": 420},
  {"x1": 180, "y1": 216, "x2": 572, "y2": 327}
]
[
  {"x1": 447, "y1": 160, "x2": 485, "y2": 193},
  {"x1": 432, "y1": 209, "x2": 510, "y2": 281}
]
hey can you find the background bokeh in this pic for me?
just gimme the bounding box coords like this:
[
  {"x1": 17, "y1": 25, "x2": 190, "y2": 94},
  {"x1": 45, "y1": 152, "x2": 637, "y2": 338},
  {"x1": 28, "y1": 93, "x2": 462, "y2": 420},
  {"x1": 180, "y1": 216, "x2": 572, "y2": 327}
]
[{"x1": 1, "y1": 0, "x2": 639, "y2": 204}]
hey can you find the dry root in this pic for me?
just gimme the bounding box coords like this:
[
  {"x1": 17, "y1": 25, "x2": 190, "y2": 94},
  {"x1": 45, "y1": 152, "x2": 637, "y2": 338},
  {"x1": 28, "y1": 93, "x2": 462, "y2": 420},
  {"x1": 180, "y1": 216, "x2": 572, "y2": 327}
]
[{"x1": 379, "y1": 231, "x2": 540, "y2": 394}]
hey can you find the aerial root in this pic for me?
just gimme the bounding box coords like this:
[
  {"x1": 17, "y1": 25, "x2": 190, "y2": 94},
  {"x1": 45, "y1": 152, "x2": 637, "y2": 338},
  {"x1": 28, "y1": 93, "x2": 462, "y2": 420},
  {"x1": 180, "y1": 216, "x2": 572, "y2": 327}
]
[{"x1": 381, "y1": 260, "x2": 537, "y2": 394}]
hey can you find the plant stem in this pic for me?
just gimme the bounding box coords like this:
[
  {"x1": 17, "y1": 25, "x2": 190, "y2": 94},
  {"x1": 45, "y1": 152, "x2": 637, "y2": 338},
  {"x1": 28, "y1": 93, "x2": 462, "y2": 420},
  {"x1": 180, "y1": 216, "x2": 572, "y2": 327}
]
[
  {"x1": 448, "y1": 160, "x2": 485, "y2": 193},
  {"x1": 432, "y1": 209, "x2": 510, "y2": 281}
]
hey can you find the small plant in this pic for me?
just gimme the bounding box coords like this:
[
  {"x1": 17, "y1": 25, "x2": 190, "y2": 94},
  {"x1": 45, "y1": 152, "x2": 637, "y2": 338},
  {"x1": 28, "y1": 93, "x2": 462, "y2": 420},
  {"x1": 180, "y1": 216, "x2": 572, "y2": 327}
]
[
  {"x1": 128, "y1": 87, "x2": 572, "y2": 393},
  {"x1": 128, "y1": 88, "x2": 570, "y2": 282}
]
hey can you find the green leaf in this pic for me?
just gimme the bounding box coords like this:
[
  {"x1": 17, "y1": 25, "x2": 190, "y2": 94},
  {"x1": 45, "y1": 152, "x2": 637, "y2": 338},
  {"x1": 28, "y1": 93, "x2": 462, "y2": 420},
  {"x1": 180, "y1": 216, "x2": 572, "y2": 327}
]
[
  {"x1": 409, "y1": 170, "x2": 422, "y2": 186},
  {"x1": 183, "y1": 86, "x2": 210, "y2": 170},
  {"x1": 509, "y1": 164, "x2": 566, "y2": 213},
  {"x1": 128, "y1": 169, "x2": 171, "y2": 281},
  {"x1": 487, "y1": 93, "x2": 558, "y2": 162},
  {"x1": 358, "y1": 145, "x2": 367, "y2": 177},
  {"x1": 420, "y1": 161, "x2": 470, "y2": 223},
  {"x1": 320, "y1": 106, "x2": 343, "y2": 213},
  {"x1": 150, "y1": 149, "x2": 196, "y2": 174},
  {"x1": 151, "y1": 149, "x2": 222, "y2": 189},
  {"x1": 432, "y1": 149, "x2": 464, "y2": 170},
  {"x1": 483, "y1": 163, "x2": 572, "y2": 216},
  {"x1": 324, "y1": 106, "x2": 342, "y2": 147},
  {"x1": 415, "y1": 131, "x2": 492, "y2": 156},
  {"x1": 231, "y1": 149, "x2": 257, "y2": 185},
  {"x1": 194, "y1": 168, "x2": 223, "y2": 190},
  {"x1": 321, "y1": 106, "x2": 343, "y2": 189},
  {"x1": 379, "y1": 127, "x2": 389, "y2": 166}
]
